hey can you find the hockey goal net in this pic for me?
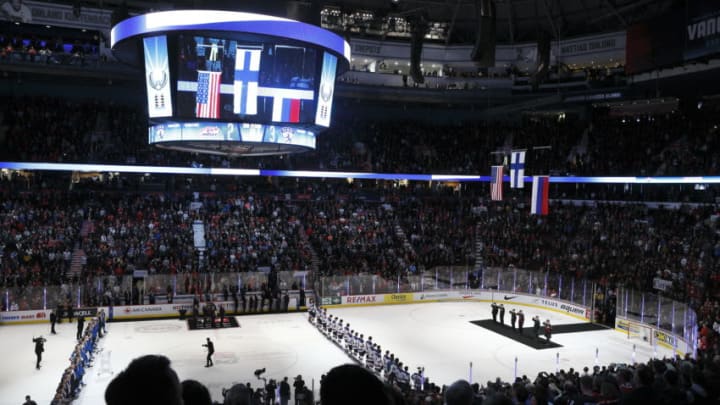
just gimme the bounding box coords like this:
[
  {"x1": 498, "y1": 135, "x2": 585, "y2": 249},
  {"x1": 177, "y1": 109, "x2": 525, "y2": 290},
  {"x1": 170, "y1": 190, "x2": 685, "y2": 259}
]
[{"x1": 617, "y1": 318, "x2": 654, "y2": 346}]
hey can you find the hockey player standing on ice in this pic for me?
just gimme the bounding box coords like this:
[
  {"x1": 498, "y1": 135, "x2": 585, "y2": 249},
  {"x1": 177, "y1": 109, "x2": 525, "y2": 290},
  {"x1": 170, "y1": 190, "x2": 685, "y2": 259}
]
[{"x1": 491, "y1": 302, "x2": 498, "y2": 322}]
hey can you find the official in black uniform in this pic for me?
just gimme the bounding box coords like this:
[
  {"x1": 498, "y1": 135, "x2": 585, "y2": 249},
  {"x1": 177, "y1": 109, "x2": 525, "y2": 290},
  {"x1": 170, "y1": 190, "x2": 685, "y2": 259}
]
[
  {"x1": 491, "y1": 302, "x2": 498, "y2": 322},
  {"x1": 207, "y1": 302, "x2": 217, "y2": 328},
  {"x1": 218, "y1": 305, "x2": 225, "y2": 327},
  {"x1": 532, "y1": 315, "x2": 541, "y2": 340},
  {"x1": 76, "y1": 316, "x2": 85, "y2": 340},
  {"x1": 32, "y1": 336, "x2": 46, "y2": 369},
  {"x1": 499, "y1": 304, "x2": 505, "y2": 325},
  {"x1": 509, "y1": 309, "x2": 517, "y2": 330},
  {"x1": 49, "y1": 310, "x2": 57, "y2": 334},
  {"x1": 203, "y1": 337, "x2": 214, "y2": 367}
]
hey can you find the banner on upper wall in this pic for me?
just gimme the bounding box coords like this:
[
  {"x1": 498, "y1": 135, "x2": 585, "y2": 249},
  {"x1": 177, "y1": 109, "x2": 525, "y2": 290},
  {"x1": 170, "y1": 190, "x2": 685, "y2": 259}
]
[
  {"x1": 627, "y1": 1, "x2": 720, "y2": 74},
  {"x1": 0, "y1": 0, "x2": 113, "y2": 31},
  {"x1": 684, "y1": 0, "x2": 720, "y2": 61}
]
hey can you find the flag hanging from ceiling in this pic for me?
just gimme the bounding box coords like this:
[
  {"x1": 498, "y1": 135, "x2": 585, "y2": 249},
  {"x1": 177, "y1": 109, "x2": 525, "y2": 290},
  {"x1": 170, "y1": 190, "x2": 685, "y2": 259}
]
[
  {"x1": 531, "y1": 175, "x2": 550, "y2": 215},
  {"x1": 196, "y1": 70, "x2": 222, "y2": 119},
  {"x1": 510, "y1": 150, "x2": 526, "y2": 188},
  {"x1": 491, "y1": 165, "x2": 503, "y2": 201},
  {"x1": 233, "y1": 48, "x2": 261, "y2": 115}
]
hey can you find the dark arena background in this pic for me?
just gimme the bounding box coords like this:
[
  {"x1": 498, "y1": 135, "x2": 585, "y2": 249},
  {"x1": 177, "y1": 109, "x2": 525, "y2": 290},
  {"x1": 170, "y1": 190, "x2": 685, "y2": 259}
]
[{"x1": 0, "y1": 1, "x2": 719, "y2": 404}]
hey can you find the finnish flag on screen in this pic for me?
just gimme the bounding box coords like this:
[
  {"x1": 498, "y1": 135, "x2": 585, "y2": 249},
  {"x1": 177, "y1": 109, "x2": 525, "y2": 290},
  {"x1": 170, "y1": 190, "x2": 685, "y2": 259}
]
[{"x1": 233, "y1": 48, "x2": 261, "y2": 115}]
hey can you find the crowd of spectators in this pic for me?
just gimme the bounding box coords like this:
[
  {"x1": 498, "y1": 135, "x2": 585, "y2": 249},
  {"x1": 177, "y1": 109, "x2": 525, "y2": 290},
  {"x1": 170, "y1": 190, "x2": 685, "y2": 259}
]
[
  {"x1": 302, "y1": 198, "x2": 414, "y2": 278},
  {"x1": 0, "y1": 191, "x2": 80, "y2": 308},
  {"x1": 1, "y1": 178, "x2": 719, "y2": 359},
  {"x1": 4, "y1": 96, "x2": 720, "y2": 185}
]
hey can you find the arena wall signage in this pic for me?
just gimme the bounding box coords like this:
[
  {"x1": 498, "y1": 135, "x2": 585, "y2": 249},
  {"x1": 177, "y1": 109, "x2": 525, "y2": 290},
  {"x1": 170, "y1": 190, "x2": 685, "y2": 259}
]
[
  {"x1": 335, "y1": 290, "x2": 591, "y2": 321},
  {"x1": 0, "y1": 309, "x2": 50, "y2": 325},
  {"x1": 0, "y1": 0, "x2": 113, "y2": 31}
]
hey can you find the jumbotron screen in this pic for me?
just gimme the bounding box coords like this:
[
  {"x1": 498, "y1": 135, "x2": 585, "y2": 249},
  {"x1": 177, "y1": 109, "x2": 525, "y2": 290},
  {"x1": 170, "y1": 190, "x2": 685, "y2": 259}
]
[
  {"x1": 112, "y1": 10, "x2": 349, "y2": 155},
  {"x1": 144, "y1": 34, "x2": 338, "y2": 127}
]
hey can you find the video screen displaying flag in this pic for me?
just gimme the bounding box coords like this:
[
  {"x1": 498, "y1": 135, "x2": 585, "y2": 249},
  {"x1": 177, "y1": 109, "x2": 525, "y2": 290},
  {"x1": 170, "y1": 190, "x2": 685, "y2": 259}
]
[
  {"x1": 174, "y1": 35, "x2": 319, "y2": 124},
  {"x1": 233, "y1": 48, "x2": 261, "y2": 115},
  {"x1": 196, "y1": 71, "x2": 222, "y2": 118}
]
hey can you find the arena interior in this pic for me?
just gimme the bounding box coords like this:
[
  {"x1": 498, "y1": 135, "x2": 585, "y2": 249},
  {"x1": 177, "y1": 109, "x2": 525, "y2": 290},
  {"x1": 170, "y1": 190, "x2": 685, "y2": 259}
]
[{"x1": 0, "y1": 0, "x2": 719, "y2": 404}]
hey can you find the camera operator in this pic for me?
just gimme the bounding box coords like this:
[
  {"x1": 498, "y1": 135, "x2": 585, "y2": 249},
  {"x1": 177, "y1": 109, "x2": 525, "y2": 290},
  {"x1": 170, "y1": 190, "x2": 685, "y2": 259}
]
[
  {"x1": 265, "y1": 379, "x2": 277, "y2": 405},
  {"x1": 293, "y1": 375, "x2": 305, "y2": 405},
  {"x1": 279, "y1": 377, "x2": 291, "y2": 405}
]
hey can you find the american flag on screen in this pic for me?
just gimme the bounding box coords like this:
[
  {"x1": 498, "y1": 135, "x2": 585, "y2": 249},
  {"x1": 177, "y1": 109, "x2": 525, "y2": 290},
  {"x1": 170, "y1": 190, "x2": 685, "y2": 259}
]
[
  {"x1": 491, "y1": 165, "x2": 503, "y2": 201},
  {"x1": 196, "y1": 70, "x2": 222, "y2": 119}
]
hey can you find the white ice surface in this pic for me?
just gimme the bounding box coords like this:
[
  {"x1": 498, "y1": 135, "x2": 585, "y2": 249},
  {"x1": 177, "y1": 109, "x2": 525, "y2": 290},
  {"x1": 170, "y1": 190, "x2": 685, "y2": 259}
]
[{"x1": 0, "y1": 302, "x2": 673, "y2": 404}]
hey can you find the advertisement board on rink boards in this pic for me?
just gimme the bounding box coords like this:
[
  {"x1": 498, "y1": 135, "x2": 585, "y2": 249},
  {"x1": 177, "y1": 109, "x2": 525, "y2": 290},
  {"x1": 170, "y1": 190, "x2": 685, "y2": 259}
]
[
  {"x1": 0, "y1": 297, "x2": 303, "y2": 324},
  {"x1": 333, "y1": 290, "x2": 590, "y2": 321}
]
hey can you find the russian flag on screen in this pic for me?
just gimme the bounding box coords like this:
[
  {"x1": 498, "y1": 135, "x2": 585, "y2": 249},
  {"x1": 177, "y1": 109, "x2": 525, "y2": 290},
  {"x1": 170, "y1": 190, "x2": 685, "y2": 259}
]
[
  {"x1": 272, "y1": 96, "x2": 301, "y2": 123},
  {"x1": 531, "y1": 176, "x2": 550, "y2": 215}
]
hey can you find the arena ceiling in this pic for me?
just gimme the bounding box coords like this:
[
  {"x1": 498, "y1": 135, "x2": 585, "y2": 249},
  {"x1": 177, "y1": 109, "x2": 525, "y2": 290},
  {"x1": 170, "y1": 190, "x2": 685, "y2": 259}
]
[
  {"x1": 67, "y1": 0, "x2": 677, "y2": 44},
  {"x1": 330, "y1": 0, "x2": 679, "y2": 43}
]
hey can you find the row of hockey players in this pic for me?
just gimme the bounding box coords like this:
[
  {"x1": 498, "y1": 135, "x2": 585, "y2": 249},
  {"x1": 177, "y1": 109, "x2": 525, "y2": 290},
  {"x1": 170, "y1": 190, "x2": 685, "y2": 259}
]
[{"x1": 308, "y1": 303, "x2": 427, "y2": 393}]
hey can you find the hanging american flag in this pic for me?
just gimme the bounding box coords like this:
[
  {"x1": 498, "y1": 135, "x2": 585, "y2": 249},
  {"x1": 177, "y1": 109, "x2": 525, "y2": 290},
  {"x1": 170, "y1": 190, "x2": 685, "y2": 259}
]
[
  {"x1": 196, "y1": 70, "x2": 222, "y2": 119},
  {"x1": 491, "y1": 165, "x2": 503, "y2": 201}
]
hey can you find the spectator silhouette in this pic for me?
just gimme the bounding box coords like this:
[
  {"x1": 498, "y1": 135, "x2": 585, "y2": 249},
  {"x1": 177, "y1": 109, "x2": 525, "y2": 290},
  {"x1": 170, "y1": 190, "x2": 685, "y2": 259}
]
[
  {"x1": 320, "y1": 364, "x2": 395, "y2": 405},
  {"x1": 444, "y1": 380, "x2": 474, "y2": 405},
  {"x1": 182, "y1": 379, "x2": 212, "y2": 405},
  {"x1": 222, "y1": 383, "x2": 253, "y2": 405},
  {"x1": 105, "y1": 355, "x2": 182, "y2": 405}
]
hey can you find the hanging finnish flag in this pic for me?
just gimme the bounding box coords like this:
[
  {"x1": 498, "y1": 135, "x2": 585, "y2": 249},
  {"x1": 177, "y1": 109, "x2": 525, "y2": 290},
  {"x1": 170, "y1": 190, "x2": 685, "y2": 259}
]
[
  {"x1": 531, "y1": 176, "x2": 550, "y2": 215},
  {"x1": 233, "y1": 48, "x2": 261, "y2": 115},
  {"x1": 510, "y1": 150, "x2": 526, "y2": 188}
]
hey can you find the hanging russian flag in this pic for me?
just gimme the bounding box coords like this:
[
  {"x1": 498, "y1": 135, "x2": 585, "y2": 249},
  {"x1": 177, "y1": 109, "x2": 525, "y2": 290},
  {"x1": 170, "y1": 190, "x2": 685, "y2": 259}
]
[{"x1": 531, "y1": 175, "x2": 550, "y2": 215}]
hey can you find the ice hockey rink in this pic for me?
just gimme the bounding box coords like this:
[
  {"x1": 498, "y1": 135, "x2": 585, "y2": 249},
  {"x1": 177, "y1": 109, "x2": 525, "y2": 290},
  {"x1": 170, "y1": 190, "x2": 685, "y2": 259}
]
[{"x1": 0, "y1": 301, "x2": 673, "y2": 405}]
